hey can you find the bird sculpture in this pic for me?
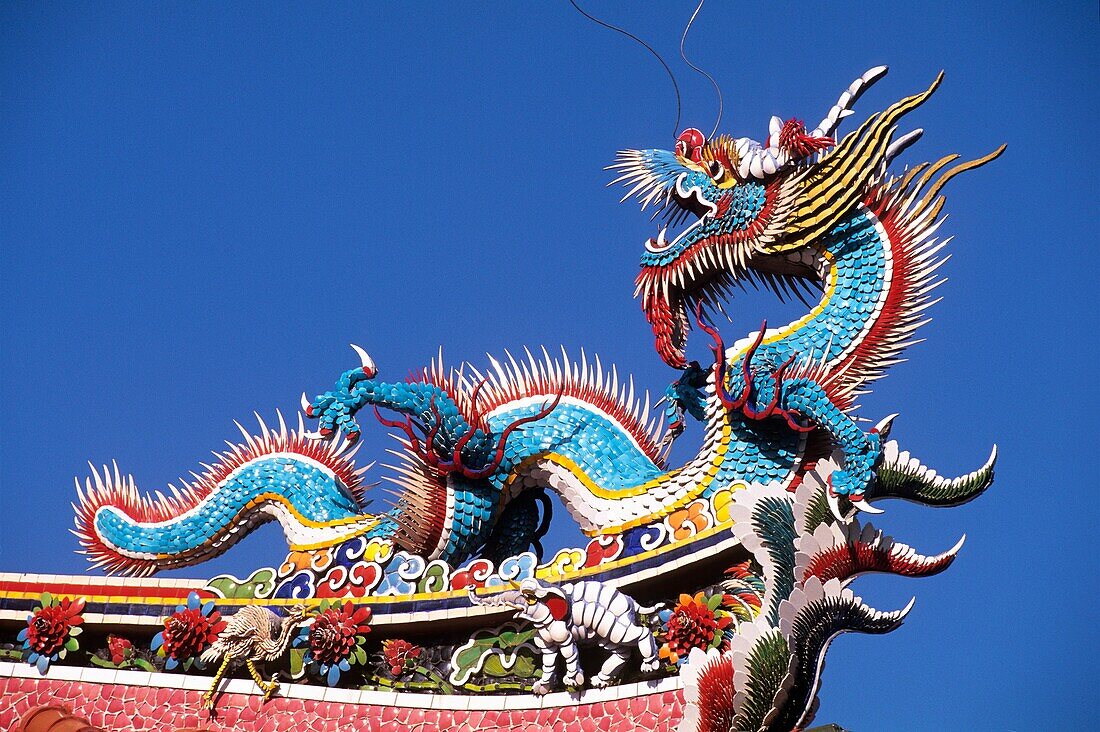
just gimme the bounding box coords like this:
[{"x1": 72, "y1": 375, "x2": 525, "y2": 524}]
[{"x1": 199, "y1": 604, "x2": 312, "y2": 711}]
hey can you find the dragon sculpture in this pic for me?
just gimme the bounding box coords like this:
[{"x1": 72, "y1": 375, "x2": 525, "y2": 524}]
[
  {"x1": 72, "y1": 66, "x2": 995, "y2": 576},
  {"x1": 67, "y1": 66, "x2": 999, "y2": 727}
]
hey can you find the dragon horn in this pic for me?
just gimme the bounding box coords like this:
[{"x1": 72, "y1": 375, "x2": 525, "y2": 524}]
[
  {"x1": 810, "y1": 65, "x2": 889, "y2": 139},
  {"x1": 885, "y1": 129, "x2": 923, "y2": 165}
]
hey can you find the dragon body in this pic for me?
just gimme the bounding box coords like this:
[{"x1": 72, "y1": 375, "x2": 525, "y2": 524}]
[
  {"x1": 66, "y1": 65, "x2": 1002, "y2": 726},
  {"x1": 72, "y1": 67, "x2": 997, "y2": 587}
]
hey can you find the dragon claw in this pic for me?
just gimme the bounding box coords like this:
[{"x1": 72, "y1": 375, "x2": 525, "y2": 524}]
[
  {"x1": 851, "y1": 495, "x2": 885, "y2": 514},
  {"x1": 661, "y1": 362, "x2": 708, "y2": 441},
  {"x1": 828, "y1": 429, "x2": 885, "y2": 511},
  {"x1": 872, "y1": 413, "x2": 899, "y2": 440},
  {"x1": 303, "y1": 365, "x2": 374, "y2": 442},
  {"x1": 826, "y1": 488, "x2": 846, "y2": 522},
  {"x1": 349, "y1": 343, "x2": 377, "y2": 378}
]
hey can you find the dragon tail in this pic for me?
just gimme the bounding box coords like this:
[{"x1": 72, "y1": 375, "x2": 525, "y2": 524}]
[{"x1": 72, "y1": 412, "x2": 380, "y2": 576}]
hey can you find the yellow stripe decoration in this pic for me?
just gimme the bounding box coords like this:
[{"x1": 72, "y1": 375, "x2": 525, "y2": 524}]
[{"x1": 499, "y1": 419, "x2": 743, "y2": 536}]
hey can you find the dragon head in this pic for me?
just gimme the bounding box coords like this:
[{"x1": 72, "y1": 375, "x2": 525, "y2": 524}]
[
  {"x1": 615, "y1": 128, "x2": 800, "y2": 368},
  {"x1": 612, "y1": 67, "x2": 901, "y2": 369}
]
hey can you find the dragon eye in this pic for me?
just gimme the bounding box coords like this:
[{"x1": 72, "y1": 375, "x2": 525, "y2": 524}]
[{"x1": 706, "y1": 161, "x2": 725, "y2": 180}]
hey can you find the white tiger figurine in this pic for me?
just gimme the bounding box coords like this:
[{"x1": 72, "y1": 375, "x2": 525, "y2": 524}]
[{"x1": 468, "y1": 577, "x2": 661, "y2": 694}]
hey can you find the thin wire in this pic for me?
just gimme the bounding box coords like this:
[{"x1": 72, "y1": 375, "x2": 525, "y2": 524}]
[
  {"x1": 568, "y1": 0, "x2": 682, "y2": 137},
  {"x1": 680, "y1": 0, "x2": 724, "y2": 139}
]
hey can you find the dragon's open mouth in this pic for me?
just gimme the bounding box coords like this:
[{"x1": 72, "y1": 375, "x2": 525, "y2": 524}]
[
  {"x1": 613, "y1": 146, "x2": 823, "y2": 369},
  {"x1": 644, "y1": 175, "x2": 718, "y2": 255},
  {"x1": 638, "y1": 251, "x2": 821, "y2": 370},
  {"x1": 634, "y1": 178, "x2": 737, "y2": 369},
  {"x1": 633, "y1": 177, "x2": 821, "y2": 369}
]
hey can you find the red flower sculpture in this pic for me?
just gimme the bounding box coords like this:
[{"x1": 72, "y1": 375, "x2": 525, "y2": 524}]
[
  {"x1": 295, "y1": 600, "x2": 373, "y2": 686},
  {"x1": 308, "y1": 602, "x2": 372, "y2": 665},
  {"x1": 26, "y1": 602, "x2": 79, "y2": 655},
  {"x1": 107, "y1": 635, "x2": 133, "y2": 665},
  {"x1": 382, "y1": 638, "x2": 422, "y2": 677},
  {"x1": 18, "y1": 594, "x2": 85, "y2": 673},
  {"x1": 659, "y1": 592, "x2": 735, "y2": 666},
  {"x1": 162, "y1": 609, "x2": 219, "y2": 659},
  {"x1": 151, "y1": 592, "x2": 226, "y2": 670}
]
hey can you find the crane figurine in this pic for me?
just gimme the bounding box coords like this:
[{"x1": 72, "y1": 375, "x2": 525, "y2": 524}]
[{"x1": 199, "y1": 604, "x2": 312, "y2": 712}]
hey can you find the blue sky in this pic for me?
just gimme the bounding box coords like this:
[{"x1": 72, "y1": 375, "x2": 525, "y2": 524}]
[{"x1": 1, "y1": 2, "x2": 1094, "y2": 729}]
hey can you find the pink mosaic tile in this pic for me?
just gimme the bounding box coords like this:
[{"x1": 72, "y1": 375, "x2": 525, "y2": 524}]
[{"x1": 0, "y1": 674, "x2": 685, "y2": 731}]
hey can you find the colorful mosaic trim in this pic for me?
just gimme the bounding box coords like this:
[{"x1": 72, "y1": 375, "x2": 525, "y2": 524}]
[
  {"x1": 0, "y1": 524, "x2": 738, "y2": 627},
  {"x1": 203, "y1": 486, "x2": 738, "y2": 603}
]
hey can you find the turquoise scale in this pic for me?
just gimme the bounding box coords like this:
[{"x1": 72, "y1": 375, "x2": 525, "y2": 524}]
[
  {"x1": 437, "y1": 480, "x2": 497, "y2": 563},
  {"x1": 757, "y1": 211, "x2": 886, "y2": 366},
  {"x1": 712, "y1": 208, "x2": 889, "y2": 486},
  {"x1": 484, "y1": 403, "x2": 664, "y2": 493}
]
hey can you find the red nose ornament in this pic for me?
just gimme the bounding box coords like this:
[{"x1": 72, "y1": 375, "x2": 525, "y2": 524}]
[{"x1": 675, "y1": 127, "x2": 706, "y2": 164}]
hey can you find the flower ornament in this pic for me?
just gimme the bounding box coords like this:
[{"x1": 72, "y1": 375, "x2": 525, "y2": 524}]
[
  {"x1": 658, "y1": 592, "x2": 735, "y2": 666},
  {"x1": 293, "y1": 600, "x2": 371, "y2": 686},
  {"x1": 669, "y1": 500, "x2": 711, "y2": 542},
  {"x1": 382, "y1": 638, "x2": 422, "y2": 678},
  {"x1": 107, "y1": 635, "x2": 134, "y2": 665},
  {"x1": 151, "y1": 591, "x2": 226, "y2": 671},
  {"x1": 18, "y1": 593, "x2": 85, "y2": 673}
]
